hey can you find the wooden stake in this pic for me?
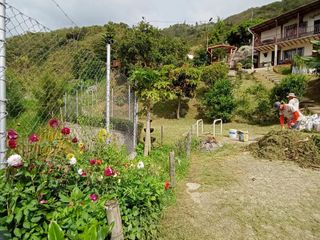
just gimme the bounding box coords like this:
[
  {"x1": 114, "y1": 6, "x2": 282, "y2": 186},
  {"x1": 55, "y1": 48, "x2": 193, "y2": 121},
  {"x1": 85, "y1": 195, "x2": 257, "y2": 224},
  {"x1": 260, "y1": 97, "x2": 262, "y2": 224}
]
[
  {"x1": 186, "y1": 131, "x2": 191, "y2": 160},
  {"x1": 105, "y1": 200, "x2": 124, "y2": 240},
  {"x1": 160, "y1": 125, "x2": 164, "y2": 145},
  {"x1": 169, "y1": 151, "x2": 176, "y2": 188}
]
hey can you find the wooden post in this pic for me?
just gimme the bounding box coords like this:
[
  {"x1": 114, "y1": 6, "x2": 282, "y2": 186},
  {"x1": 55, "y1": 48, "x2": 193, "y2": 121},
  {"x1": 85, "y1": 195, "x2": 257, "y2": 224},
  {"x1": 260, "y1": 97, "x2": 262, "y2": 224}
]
[
  {"x1": 169, "y1": 151, "x2": 176, "y2": 188},
  {"x1": 105, "y1": 200, "x2": 124, "y2": 240},
  {"x1": 160, "y1": 125, "x2": 164, "y2": 145},
  {"x1": 186, "y1": 131, "x2": 191, "y2": 160}
]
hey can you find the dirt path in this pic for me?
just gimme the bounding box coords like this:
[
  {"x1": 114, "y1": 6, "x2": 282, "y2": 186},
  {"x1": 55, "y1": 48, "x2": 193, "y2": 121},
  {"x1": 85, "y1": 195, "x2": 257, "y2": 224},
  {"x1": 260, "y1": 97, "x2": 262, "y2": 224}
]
[{"x1": 159, "y1": 144, "x2": 320, "y2": 240}]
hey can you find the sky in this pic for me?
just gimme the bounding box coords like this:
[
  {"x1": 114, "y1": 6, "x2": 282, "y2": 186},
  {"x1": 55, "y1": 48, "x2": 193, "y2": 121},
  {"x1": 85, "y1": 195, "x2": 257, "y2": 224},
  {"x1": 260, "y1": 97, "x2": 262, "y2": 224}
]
[{"x1": 7, "y1": 0, "x2": 278, "y2": 30}]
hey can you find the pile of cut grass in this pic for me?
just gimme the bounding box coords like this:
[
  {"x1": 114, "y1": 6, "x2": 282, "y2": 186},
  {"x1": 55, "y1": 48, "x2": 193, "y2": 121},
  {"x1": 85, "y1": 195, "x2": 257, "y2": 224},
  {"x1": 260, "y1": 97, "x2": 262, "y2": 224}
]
[{"x1": 249, "y1": 130, "x2": 320, "y2": 168}]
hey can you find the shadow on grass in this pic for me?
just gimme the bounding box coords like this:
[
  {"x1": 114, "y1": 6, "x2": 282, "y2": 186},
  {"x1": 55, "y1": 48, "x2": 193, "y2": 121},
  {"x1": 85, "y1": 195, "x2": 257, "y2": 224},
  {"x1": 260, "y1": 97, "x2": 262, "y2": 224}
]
[{"x1": 153, "y1": 99, "x2": 189, "y2": 119}]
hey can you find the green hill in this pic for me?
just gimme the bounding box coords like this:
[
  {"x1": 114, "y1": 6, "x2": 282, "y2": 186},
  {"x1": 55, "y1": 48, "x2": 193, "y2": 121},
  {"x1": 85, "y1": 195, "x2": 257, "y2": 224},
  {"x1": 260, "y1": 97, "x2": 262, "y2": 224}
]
[{"x1": 224, "y1": 0, "x2": 316, "y2": 24}]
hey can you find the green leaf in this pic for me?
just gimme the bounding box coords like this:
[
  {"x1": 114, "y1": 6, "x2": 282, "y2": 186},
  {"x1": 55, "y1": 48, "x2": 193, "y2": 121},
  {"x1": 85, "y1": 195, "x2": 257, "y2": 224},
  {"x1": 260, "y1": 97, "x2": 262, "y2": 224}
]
[
  {"x1": 30, "y1": 216, "x2": 42, "y2": 223},
  {"x1": 48, "y1": 221, "x2": 65, "y2": 240},
  {"x1": 58, "y1": 193, "x2": 70, "y2": 203},
  {"x1": 5, "y1": 214, "x2": 14, "y2": 224},
  {"x1": 71, "y1": 187, "x2": 83, "y2": 200},
  {"x1": 23, "y1": 221, "x2": 31, "y2": 229},
  {"x1": 13, "y1": 228, "x2": 22, "y2": 238},
  {"x1": 15, "y1": 209, "x2": 23, "y2": 224}
]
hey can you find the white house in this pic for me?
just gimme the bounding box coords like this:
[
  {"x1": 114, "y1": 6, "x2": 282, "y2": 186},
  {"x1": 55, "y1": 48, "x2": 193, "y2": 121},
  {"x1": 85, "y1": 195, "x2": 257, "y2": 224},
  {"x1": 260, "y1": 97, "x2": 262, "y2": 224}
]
[{"x1": 250, "y1": 0, "x2": 320, "y2": 68}]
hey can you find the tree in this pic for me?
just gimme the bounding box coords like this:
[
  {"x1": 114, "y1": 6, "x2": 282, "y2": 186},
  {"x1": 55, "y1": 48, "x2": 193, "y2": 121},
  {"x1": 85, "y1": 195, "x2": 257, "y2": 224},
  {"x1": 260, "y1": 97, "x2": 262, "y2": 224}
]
[
  {"x1": 270, "y1": 74, "x2": 307, "y2": 103},
  {"x1": 226, "y1": 19, "x2": 263, "y2": 47},
  {"x1": 166, "y1": 65, "x2": 200, "y2": 119},
  {"x1": 201, "y1": 62, "x2": 229, "y2": 86},
  {"x1": 303, "y1": 40, "x2": 320, "y2": 73},
  {"x1": 202, "y1": 79, "x2": 236, "y2": 122},
  {"x1": 208, "y1": 19, "x2": 229, "y2": 45},
  {"x1": 129, "y1": 68, "x2": 172, "y2": 156}
]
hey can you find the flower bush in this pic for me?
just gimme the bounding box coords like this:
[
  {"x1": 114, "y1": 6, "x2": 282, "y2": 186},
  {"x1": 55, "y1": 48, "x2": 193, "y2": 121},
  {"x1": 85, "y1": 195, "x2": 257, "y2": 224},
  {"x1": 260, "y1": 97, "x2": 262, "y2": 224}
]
[{"x1": 0, "y1": 118, "x2": 180, "y2": 239}]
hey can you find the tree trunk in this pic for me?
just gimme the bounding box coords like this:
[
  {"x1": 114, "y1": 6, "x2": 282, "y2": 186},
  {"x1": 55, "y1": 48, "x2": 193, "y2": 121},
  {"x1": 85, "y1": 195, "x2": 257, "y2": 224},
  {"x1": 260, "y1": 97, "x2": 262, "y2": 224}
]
[
  {"x1": 144, "y1": 108, "x2": 151, "y2": 156},
  {"x1": 176, "y1": 95, "x2": 181, "y2": 120}
]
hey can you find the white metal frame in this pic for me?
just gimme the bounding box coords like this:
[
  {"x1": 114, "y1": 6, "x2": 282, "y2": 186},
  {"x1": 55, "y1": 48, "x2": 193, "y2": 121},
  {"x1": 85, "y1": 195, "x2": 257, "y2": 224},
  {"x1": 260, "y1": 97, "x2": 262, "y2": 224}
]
[
  {"x1": 196, "y1": 119, "x2": 203, "y2": 137},
  {"x1": 212, "y1": 119, "x2": 223, "y2": 137}
]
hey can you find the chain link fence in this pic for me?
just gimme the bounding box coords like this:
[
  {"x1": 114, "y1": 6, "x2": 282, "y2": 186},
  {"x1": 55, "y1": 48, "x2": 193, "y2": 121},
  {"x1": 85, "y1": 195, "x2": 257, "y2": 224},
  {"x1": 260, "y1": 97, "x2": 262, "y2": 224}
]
[{"x1": 1, "y1": 3, "x2": 137, "y2": 165}]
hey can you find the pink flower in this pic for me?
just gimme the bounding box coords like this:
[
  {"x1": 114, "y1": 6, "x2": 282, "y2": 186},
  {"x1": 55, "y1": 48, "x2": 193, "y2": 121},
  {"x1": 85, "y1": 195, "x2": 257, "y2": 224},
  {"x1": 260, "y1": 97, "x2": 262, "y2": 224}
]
[
  {"x1": 104, "y1": 166, "x2": 114, "y2": 177},
  {"x1": 39, "y1": 200, "x2": 48, "y2": 204},
  {"x1": 72, "y1": 137, "x2": 78, "y2": 143},
  {"x1": 164, "y1": 181, "x2": 170, "y2": 190},
  {"x1": 89, "y1": 193, "x2": 98, "y2": 202},
  {"x1": 49, "y1": 118, "x2": 59, "y2": 128},
  {"x1": 89, "y1": 159, "x2": 97, "y2": 165},
  {"x1": 8, "y1": 139, "x2": 17, "y2": 149},
  {"x1": 28, "y1": 134, "x2": 39, "y2": 143},
  {"x1": 61, "y1": 127, "x2": 71, "y2": 135},
  {"x1": 7, "y1": 129, "x2": 18, "y2": 140}
]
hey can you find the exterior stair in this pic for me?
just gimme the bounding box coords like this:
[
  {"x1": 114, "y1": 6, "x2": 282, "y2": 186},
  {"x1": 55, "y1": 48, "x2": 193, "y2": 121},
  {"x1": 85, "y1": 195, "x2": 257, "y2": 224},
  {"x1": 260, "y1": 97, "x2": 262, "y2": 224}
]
[{"x1": 254, "y1": 68, "x2": 282, "y2": 84}]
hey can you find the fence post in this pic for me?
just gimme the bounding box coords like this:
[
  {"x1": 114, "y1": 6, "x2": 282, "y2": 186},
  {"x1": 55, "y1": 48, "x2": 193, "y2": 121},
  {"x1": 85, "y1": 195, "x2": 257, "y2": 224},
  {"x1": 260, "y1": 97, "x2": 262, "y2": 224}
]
[
  {"x1": 105, "y1": 200, "x2": 124, "y2": 240},
  {"x1": 186, "y1": 131, "x2": 191, "y2": 160},
  {"x1": 128, "y1": 85, "x2": 131, "y2": 121},
  {"x1": 0, "y1": 0, "x2": 6, "y2": 167},
  {"x1": 132, "y1": 90, "x2": 138, "y2": 150},
  {"x1": 169, "y1": 151, "x2": 176, "y2": 188},
  {"x1": 64, "y1": 93, "x2": 67, "y2": 121},
  {"x1": 105, "y1": 42, "x2": 111, "y2": 132},
  {"x1": 160, "y1": 125, "x2": 164, "y2": 145},
  {"x1": 76, "y1": 90, "x2": 79, "y2": 121}
]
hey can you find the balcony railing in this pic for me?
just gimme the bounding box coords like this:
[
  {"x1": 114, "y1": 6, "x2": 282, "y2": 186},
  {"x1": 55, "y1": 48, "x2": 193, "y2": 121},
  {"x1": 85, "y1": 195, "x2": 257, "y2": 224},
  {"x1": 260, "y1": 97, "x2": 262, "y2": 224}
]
[{"x1": 255, "y1": 25, "x2": 320, "y2": 47}]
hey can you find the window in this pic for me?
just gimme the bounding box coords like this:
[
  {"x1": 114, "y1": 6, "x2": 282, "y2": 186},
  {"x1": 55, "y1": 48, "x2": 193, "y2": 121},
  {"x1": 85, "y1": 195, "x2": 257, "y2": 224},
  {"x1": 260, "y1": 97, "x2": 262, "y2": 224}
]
[
  {"x1": 299, "y1": 22, "x2": 307, "y2": 35},
  {"x1": 283, "y1": 47, "x2": 304, "y2": 60},
  {"x1": 314, "y1": 20, "x2": 320, "y2": 34},
  {"x1": 284, "y1": 24, "x2": 297, "y2": 39}
]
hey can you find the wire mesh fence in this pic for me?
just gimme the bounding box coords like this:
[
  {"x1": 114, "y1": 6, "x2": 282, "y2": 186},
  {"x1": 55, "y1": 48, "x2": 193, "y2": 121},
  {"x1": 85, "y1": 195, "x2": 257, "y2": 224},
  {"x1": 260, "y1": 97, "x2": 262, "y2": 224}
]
[{"x1": 1, "y1": 3, "x2": 137, "y2": 165}]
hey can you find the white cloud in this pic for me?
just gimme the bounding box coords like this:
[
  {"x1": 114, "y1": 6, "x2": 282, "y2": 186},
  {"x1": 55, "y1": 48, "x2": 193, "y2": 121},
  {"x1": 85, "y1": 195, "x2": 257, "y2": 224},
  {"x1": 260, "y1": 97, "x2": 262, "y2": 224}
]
[{"x1": 7, "y1": 0, "x2": 277, "y2": 29}]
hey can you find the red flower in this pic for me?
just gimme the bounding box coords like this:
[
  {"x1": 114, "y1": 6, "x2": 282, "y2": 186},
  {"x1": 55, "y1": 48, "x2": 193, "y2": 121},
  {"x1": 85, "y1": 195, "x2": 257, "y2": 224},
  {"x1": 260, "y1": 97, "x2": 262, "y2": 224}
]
[
  {"x1": 81, "y1": 171, "x2": 87, "y2": 177},
  {"x1": 8, "y1": 139, "x2": 17, "y2": 149},
  {"x1": 7, "y1": 129, "x2": 18, "y2": 140},
  {"x1": 48, "y1": 118, "x2": 59, "y2": 128},
  {"x1": 28, "y1": 134, "x2": 39, "y2": 143},
  {"x1": 89, "y1": 193, "x2": 98, "y2": 202},
  {"x1": 104, "y1": 166, "x2": 114, "y2": 177},
  {"x1": 61, "y1": 127, "x2": 71, "y2": 135},
  {"x1": 72, "y1": 137, "x2": 78, "y2": 143},
  {"x1": 39, "y1": 200, "x2": 48, "y2": 204},
  {"x1": 89, "y1": 159, "x2": 96, "y2": 165},
  {"x1": 164, "y1": 181, "x2": 170, "y2": 190}
]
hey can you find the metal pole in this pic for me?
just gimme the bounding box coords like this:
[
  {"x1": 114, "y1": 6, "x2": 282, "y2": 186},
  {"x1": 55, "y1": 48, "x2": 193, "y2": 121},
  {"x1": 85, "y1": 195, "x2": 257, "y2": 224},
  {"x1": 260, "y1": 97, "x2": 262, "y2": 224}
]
[
  {"x1": 128, "y1": 85, "x2": 131, "y2": 120},
  {"x1": 105, "y1": 43, "x2": 111, "y2": 132},
  {"x1": 0, "y1": 0, "x2": 6, "y2": 167},
  {"x1": 133, "y1": 90, "x2": 138, "y2": 149}
]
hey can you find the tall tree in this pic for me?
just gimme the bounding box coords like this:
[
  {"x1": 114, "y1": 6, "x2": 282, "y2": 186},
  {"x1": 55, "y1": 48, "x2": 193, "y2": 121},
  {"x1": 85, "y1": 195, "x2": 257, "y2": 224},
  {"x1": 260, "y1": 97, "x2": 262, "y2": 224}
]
[
  {"x1": 166, "y1": 65, "x2": 200, "y2": 119},
  {"x1": 129, "y1": 68, "x2": 172, "y2": 156},
  {"x1": 226, "y1": 19, "x2": 263, "y2": 47}
]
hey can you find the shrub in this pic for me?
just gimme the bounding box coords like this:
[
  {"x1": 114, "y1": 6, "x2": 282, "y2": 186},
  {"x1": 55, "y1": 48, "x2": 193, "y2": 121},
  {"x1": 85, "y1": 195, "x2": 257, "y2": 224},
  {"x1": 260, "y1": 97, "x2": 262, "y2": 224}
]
[
  {"x1": 0, "y1": 118, "x2": 173, "y2": 239},
  {"x1": 270, "y1": 74, "x2": 307, "y2": 103},
  {"x1": 273, "y1": 64, "x2": 292, "y2": 75},
  {"x1": 201, "y1": 62, "x2": 229, "y2": 86},
  {"x1": 202, "y1": 79, "x2": 236, "y2": 122},
  {"x1": 6, "y1": 71, "x2": 25, "y2": 118},
  {"x1": 34, "y1": 73, "x2": 66, "y2": 121},
  {"x1": 237, "y1": 84, "x2": 277, "y2": 124}
]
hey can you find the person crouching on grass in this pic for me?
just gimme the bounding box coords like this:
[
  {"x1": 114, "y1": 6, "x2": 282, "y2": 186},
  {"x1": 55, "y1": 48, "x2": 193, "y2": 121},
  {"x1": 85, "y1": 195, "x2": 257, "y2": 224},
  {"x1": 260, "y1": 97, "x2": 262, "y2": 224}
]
[{"x1": 274, "y1": 101, "x2": 302, "y2": 129}]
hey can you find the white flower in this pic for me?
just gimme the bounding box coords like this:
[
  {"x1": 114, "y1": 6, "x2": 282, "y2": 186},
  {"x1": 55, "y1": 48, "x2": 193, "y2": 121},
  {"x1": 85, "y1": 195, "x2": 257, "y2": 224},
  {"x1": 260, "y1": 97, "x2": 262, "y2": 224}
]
[
  {"x1": 69, "y1": 157, "x2": 77, "y2": 165},
  {"x1": 137, "y1": 161, "x2": 144, "y2": 169},
  {"x1": 7, "y1": 154, "x2": 23, "y2": 167},
  {"x1": 77, "y1": 169, "x2": 83, "y2": 175}
]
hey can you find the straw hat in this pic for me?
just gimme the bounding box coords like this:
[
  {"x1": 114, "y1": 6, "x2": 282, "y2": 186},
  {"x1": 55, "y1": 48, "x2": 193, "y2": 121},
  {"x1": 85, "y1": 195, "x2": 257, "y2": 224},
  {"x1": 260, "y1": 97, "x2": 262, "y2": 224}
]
[{"x1": 287, "y1": 93, "x2": 296, "y2": 98}]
